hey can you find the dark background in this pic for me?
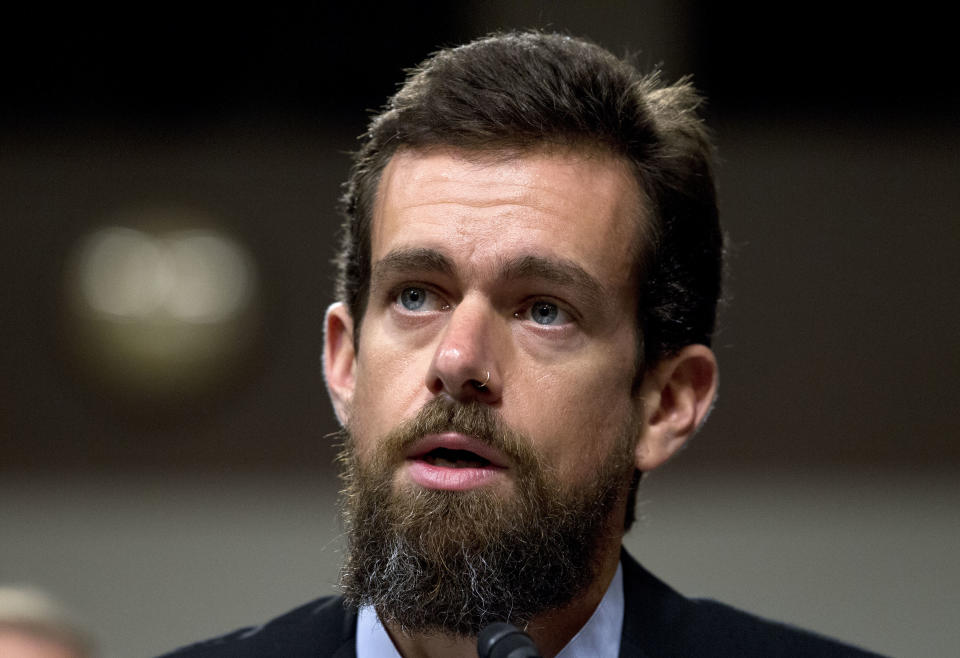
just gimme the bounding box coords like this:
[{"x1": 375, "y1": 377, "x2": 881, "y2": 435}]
[{"x1": 3, "y1": 3, "x2": 957, "y2": 474}]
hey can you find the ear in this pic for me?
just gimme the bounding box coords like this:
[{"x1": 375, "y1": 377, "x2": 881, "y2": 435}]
[
  {"x1": 323, "y1": 302, "x2": 357, "y2": 426},
  {"x1": 634, "y1": 344, "x2": 718, "y2": 472}
]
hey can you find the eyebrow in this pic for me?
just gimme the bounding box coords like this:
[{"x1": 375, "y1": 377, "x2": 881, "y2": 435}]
[
  {"x1": 371, "y1": 248, "x2": 455, "y2": 291},
  {"x1": 498, "y1": 254, "x2": 608, "y2": 300},
  {"x1": 372, "y1": 248, "x2": 608, "y2": 300}
]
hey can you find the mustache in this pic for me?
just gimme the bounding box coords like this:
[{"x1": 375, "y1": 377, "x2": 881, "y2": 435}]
[{"x1": 370, "y1": 397, "x2": 541, "y2": 475}]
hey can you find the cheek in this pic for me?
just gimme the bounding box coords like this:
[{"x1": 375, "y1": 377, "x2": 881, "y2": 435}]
[
  {"x1": 512, "y1": 351, "x2": 638, "y2": 481},
  {"x1": 350, "y1": 331, "x2": 431, "y2": 457}
]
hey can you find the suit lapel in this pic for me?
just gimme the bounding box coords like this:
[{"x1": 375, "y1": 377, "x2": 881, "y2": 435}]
[
  {"x1": 332, "y1": 602, "x2": 358, "y2": 657},
  {"x1": 618, "y1": 548, "x2": 686, "y2": 658}
]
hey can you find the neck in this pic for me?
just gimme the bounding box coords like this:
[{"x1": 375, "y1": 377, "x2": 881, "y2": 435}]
[{"x1": 385, "y1": 539, "x2": 623, "y2": 658}]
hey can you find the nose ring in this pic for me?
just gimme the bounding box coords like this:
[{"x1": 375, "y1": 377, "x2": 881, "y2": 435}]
[{"x1": 473, "y1": 370, "x2": 491, "y2": 391}]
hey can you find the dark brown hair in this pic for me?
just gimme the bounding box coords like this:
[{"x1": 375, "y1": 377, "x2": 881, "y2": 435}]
[{"x1": 336, "y1": 30, "x2": 722, "y2": 369}]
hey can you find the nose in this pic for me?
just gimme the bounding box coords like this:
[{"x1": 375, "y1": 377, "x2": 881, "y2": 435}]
[{"x1": 425, "y1": 298, "x2": 502, "y2": 403}]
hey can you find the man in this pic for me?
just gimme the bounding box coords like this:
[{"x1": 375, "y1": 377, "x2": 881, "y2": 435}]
[{"x1": 161, "y1": 31, "x2": 882, "y2": 657}]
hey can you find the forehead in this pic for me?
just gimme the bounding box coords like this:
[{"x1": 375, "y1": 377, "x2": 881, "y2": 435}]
[{"x1": 371, "y1": 147, "x2": 645, "y2": 284}]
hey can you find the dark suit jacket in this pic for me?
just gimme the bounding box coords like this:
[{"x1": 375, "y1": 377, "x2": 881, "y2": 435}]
[{"x1": 158, "y1": 550, "x2": 884, "y2": 657}]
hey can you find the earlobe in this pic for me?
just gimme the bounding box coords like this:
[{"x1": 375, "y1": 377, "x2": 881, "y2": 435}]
[
  {"x1": 323, "y1": 302, "x2": 357, "y2": 426},
  {"x1": 634, "y1": 344, "x2": 718, "y2": 472}
]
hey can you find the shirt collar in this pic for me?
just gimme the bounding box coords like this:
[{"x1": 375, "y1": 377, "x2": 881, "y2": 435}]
[
  {"x1": 355, "y1": 560, "x2": 624, "y2": 658},
  {"x1": 355, "y1": 603, "x2": 401, "y2": 658}
]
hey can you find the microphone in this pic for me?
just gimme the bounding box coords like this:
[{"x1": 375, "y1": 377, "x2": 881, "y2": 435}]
[{"x1": 477, "y1": 622, "x2": 542, "y2": 658}]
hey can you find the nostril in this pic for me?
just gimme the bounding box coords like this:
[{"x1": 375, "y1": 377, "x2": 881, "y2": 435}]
[
  {"x1": 426, "y1": 376, "x2": 445, "y2": 395},
  {"x1": 471, "y1": 370, "x2": 491, "y2": 391}
]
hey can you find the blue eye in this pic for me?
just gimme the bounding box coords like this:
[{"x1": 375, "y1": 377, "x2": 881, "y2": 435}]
[
  {"x1": 530, "y1": 302, "x2": 559, "y2": 325},
  {"x1": 399, "y1": 287, "x2": 427, "y2": 310}
]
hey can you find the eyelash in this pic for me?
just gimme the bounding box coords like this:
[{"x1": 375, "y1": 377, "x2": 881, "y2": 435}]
[
  {"x1": 391, "y1": 284, "x2": 449, "y2": 313},
  {"x1": 389, "y1": 285, "x2": 576, "y2": 327},
  {"x1": 515, "y1": 298, "x2": 574, "y2": 327}
]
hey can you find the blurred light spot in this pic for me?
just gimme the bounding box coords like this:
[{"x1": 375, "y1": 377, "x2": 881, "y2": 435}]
[
  {"x1": 78, "y1": 227, "x2": 172, "y2": 318},
  {"x1": 63, "y1": 214, "x2": 262, "y2": 401},
  {"x1": 164, "y1": 230, "x2": 254, "y2": 323},
  {"x1": 75, "y1": 227, "x2": 255, "y2": 323}
]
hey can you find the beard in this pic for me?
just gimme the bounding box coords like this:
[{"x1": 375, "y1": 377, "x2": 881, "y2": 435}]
[{"x1": 337, "y1": 397, "x2": 637, "y2": 637}]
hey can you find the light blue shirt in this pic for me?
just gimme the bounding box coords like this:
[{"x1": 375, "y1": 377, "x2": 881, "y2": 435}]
[{"x1": 356, "y1": 561, "x2": 624, "y2": 657}]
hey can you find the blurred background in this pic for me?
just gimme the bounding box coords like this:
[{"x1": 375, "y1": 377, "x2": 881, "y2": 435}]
[{"x1": 1, "y1": 3, "x2": 957, "y2": 656}]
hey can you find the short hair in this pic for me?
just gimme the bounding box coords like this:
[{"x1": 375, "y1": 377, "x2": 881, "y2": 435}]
[{"x1": 336, "y1": 30, "x2": 723, "y2": 369}]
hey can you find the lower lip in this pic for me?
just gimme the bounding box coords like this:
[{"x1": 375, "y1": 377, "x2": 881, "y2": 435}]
[{"x1": 405, "y1": 460, "x2": 506, "y2": 491}]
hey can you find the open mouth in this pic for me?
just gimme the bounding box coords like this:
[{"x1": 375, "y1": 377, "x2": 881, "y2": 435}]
[
  {"x1": 420, "y1": 447, "x2": 492, "y2": 469},
  {"x1": 404, "y1": 432, "x2": 508, "y2": 490}
]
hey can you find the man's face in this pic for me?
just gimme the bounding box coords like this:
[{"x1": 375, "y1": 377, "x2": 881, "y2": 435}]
[
  {"x1": 343, "y1": 147, "x2": 646, "y2": 498},
  {"x1": 327, "y1": 147, "x2": 650, "y2": 633}
]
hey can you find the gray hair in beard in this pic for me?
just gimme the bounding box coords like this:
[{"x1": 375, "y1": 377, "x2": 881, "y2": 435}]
[{"x1": 337, "y1": 397, "x2": 637, "y2": 637}]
